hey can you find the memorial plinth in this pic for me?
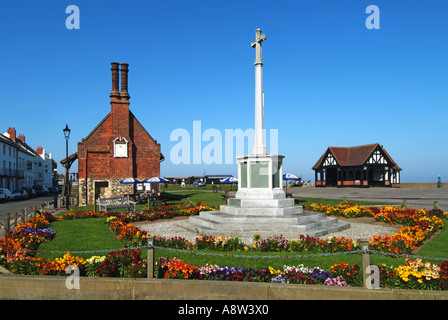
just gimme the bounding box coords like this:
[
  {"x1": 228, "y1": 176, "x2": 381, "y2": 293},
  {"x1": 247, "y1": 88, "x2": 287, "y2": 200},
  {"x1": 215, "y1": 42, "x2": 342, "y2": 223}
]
[{"x1": 186, "y1": 28, "x2": 350, "y2": 238}]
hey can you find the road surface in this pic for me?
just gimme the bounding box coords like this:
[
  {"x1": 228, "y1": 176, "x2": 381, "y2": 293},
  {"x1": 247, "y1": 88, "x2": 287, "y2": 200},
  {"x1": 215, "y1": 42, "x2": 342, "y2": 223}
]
[
  {"x1": 0, "y1": 196, "x2": 57, "y2": 222},
  {"x1": 289, "y1": 187, "x2": 448, "y2": 210}
]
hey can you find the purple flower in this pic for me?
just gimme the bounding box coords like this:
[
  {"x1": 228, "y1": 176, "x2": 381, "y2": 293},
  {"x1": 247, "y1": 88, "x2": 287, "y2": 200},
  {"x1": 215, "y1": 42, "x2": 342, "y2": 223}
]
[{"x1": 21, "y1": 226, "x2": 56, "y2": 237}]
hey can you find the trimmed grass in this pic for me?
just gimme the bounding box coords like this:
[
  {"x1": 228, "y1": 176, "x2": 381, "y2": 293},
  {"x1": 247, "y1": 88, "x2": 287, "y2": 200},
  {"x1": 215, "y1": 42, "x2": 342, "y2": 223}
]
[
  {"x1": 35, "y1": 215, "x2": 409, "y2": 270},
  {"x1": 65, "y1": 189, "x2": 227, "y2": 213},
  {"x1": 63, "y1": 191, "x2": 386, "y2": 215},
  {"x1": 158, "y1": 190, "x2": 225, "y2": 206},
  {"x1": 44, "y1": 190, "x2": 444, "y2": 270},
  {"x1": 37, "y1": 217, "x2": 122, "y2": 260},
  {"x1": 36, "y1": 214, "x2": 410, "y2": 271},
  {"x1": 163, "y1": 184, "x2": 237, "y2": 193},
  {"x1": 417, "y1": 227, "x2": 448, "y2": 260}
]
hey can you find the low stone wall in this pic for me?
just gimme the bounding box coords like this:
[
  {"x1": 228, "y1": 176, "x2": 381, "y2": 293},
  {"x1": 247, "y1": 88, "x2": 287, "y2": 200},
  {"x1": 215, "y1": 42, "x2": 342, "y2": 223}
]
[{"x1": 1, "y1": 274, "x2": 448, "y2": 300}]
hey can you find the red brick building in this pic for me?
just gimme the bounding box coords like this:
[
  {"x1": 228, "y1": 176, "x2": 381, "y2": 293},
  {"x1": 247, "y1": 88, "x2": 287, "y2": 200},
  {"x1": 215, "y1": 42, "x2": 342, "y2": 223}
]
[{"x1": 77, "y1": 62, "x2": 162, "y2": 205}]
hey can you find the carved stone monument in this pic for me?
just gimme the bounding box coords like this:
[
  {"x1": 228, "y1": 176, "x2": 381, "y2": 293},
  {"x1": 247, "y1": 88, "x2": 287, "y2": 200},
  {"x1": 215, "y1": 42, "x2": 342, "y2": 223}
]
[{"x1": 186, "y1": 29, "x2": 349, "y2": 238}]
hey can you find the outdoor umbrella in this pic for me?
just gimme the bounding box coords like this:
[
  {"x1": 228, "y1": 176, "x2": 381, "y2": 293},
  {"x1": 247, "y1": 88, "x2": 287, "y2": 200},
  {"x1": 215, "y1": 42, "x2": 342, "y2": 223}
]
[
  {"x1": 142, "y1": 177, "x2": 169, "y2": 184},
  {"x1": 142, "y1": 177, "x2": 170, "y2": 190},
  {"x1": 220, "y1": 177, "x2": 238, "y2": 190},
  {"x1": 119, "y1": 178, "x2": 142, "y2": 184},
  {"x1": 142, "y1": 177, "x2": 170, "y2": 192},
  {"x1": 282, "y1": 173, "x2": 300, "y2": 193},
  {"x1": 141, "y1": 177, "x2": 169, "y2": 204}
]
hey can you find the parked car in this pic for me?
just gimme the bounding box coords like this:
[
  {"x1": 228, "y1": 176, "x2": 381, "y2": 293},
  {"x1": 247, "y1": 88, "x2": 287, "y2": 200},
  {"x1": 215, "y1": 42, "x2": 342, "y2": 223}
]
[
  {"x1": 23, "y1": 187, "x2": 37, "y2": 198},
  {"x1": 193, "y1": 180, "x2": 206, "y2": 187},
  {"x1": 13, "y1": 189, "x2": 29, "y2": 200},
  {"x1": 42, "y1": 186, "x2": 50, "y2": 195},
  {"x1": 22, "y1": 188, "x2": 30, "y2": 199},
  {"x1": 0, "y1": 188, "x2": 14, "y2": 201},
  {"x1": 48, "y1": 187, "x2": 60, "y2": 194},
  {"x1": 33, "y1": 185, "x2": 49, "y2": 196}
]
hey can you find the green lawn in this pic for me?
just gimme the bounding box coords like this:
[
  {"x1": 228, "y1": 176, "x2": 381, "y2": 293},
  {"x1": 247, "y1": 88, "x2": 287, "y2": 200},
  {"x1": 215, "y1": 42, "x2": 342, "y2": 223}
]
[
  {"x1": 64, "y1": 189, "x2": 387, "y2": 214},
  {"x1": 158, "y1": 190, "x2": 226, "y2": 206},
  {"x1": 35, "y1": 214, "x2": 411, "y2": 271},
  {"x1": 37, "y1": 217, "x2": 122, "y2": 260},
  {"x1": 45, "y1": 189, "x2": 446, "y2": 270},
  {"x1": 66, "y1": 189, "x2": 228, "y2": 213},
  {"x1": 36, "y1": 214, "x2": 410, "y2": 270},
  {"x1": 417, "y1": 227, "x2": 448, "y2": 260}
]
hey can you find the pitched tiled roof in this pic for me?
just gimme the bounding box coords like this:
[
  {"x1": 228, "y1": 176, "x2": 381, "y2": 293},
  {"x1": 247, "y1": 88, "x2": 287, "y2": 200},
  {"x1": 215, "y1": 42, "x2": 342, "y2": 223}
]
[{"x1": 312, "y1": 143, "x2": 401, "y2": 170}]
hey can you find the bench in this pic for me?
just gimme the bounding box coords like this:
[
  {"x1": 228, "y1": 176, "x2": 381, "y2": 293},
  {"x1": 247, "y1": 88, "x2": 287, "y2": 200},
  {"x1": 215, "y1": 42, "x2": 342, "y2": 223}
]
[
  {"x1": 222, "y1": 191, "x2": 237, "y2": 202},
  {"x1": 147, "y1": 195, "x2": 168, "y2": 206},
  {"x1": 98, "y1": 195, "x2": 136, "y2": 212},
  {"x1": 212, "y1": 185, "x2": 222, "y2": 193}
]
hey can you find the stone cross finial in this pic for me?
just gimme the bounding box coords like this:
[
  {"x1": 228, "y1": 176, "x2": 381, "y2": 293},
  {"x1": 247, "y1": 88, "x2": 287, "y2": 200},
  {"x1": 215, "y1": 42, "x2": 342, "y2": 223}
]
[{"x1": 251, "y1": 28, "x2": 266, "y2": 65}]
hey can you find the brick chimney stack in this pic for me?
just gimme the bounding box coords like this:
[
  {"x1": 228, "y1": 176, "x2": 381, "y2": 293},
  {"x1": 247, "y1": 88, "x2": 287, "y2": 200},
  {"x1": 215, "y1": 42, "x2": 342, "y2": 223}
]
[
  {"x1": 110, "y1": 62, "x2": 130, "y2": 102},
  {"x1": 7, "y1": 127, "x2": 16, "y2": 141},
  {"x1": 36, "y1": 146, "x2": 43, "y2": 155},
  {"x1": 110, "y1": 62, "x2": 131, "y2": 140},
  {"x1": 120, "y1": 63, "x2": 130, "y2": 100},
  {"x1": 110, "y1": 62, "x2": 120, "y2": 100},
  {"x1": 18, "y1": 134, "x2": 25, "y2": 143}
]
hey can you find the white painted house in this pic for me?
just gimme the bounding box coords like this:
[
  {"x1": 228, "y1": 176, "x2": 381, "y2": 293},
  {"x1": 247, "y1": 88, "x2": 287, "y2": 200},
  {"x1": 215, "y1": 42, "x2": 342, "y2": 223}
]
[{"x1": 0, "y1": 127, "x2": 56, "y2": 191}]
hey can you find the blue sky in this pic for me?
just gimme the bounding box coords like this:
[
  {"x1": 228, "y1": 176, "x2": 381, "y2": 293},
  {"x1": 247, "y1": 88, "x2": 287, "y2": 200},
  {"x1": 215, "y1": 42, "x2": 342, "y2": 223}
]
[{"x1": 1, "y1": 0, "x2": 447, "y2": 182}]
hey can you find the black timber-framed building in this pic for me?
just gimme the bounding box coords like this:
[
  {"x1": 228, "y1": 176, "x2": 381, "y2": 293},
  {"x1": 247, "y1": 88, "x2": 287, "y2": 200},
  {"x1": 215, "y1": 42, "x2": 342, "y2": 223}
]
[{"x1": 312, "y1": 143, "x2": 401, "y2": 188}]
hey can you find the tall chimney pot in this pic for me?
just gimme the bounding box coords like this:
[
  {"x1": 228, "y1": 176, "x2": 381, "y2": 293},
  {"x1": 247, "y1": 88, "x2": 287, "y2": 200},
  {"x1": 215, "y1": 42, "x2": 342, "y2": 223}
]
[
  {"x1": 110, "y1": 62, "x2": 120, "y2": 98},
  {"x1": 120, "y1": 63, "x2": 130, "y2": 100}
]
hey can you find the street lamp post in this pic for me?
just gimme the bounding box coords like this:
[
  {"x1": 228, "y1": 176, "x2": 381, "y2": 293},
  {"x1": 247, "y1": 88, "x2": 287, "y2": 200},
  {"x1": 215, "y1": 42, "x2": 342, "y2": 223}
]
[{"x1": 63, "y1": 124, "x2": 71, "y2": 210}]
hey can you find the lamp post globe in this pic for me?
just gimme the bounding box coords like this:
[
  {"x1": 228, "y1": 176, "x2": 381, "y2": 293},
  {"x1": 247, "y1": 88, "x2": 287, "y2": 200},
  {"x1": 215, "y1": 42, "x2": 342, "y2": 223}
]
[{"x1": 63, "y1": 124, "x2": 71, "y2": 140}]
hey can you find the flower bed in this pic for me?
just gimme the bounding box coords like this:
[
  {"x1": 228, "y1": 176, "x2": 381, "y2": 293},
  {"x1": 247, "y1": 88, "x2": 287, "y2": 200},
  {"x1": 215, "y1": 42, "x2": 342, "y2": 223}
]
[
  {"x1": 91, "y1": 248, "x2": 146, "y2": 278},
  {"x1": 156, "y1": 257, "x2": 346, "y2": 286},
  {"x1": 1, "y1": 202, "x2": 448, "y2": 291},
  {"x1": 107, "y1": 217, "x2": 148, "y2": 246},
  {"x1": 0, "y1": 202, "x2": 216, "y2": 277},
  {"x1": 331, "y1": 258, "x2": 448, "y2": 290},
  {"x1": 107, "y1": 202, "x2": 217, "y2": 223},
  {"x1": 155, "y1": 256, "x2": 448, "y2": 290},
  {"x1": 105, "y1": 202, "x2": 216, "y2": 247},
  {"x1": 304, "y1": 203, "x2": 445, "y2": 254}
]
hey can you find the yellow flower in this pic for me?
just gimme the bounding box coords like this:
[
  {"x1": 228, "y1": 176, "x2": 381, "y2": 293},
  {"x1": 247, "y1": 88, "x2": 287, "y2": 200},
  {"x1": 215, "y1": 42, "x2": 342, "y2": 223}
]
[{"x1": 268, "y1": 266, "x2": 281, "y2": 275}]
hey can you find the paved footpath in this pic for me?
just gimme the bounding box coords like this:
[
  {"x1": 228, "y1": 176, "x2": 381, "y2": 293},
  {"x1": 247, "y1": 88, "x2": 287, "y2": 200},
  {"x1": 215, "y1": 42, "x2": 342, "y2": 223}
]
[{"x1": 289, "y1": 187, "x2": 448, "y2": 211}]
